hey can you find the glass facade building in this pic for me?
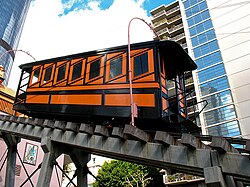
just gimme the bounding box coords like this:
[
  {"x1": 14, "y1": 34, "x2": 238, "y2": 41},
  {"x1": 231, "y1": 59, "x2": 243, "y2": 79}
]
[
  {"x1": 0, "y1": 0, "x2": 31, "y2": 85},
  {"x1": 150, "y1": 0, "x2": 250, "y2": 138},
  {"x1": 182, "y1": 0, "x2": 240, "y2": 137}
]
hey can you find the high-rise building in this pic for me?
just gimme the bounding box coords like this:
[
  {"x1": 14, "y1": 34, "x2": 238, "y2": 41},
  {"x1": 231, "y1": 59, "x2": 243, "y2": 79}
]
[
  {"x1": 0, "y1": 0, "x2": 31, "y2": 85},
  {"x1": 151, "y1": 0, "x2": 250, "y2": 139}
]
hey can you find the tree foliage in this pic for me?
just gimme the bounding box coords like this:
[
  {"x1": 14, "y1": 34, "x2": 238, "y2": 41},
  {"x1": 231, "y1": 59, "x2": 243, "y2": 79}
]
[{"x1": 93, "y1": 160, "x2": 164, "y2": 187}]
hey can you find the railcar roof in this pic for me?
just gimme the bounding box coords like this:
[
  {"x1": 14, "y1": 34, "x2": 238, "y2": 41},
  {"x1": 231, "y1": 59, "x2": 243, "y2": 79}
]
[{"x1": 19, "y1": 40, "x2": 197, "y2": 77}]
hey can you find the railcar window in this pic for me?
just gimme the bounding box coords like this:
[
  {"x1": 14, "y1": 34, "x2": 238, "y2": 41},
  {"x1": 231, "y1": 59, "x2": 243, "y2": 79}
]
[
  {"x1": 89, "y1": 59, "x2": 100, "y2": 79},
  {"x1": 110, "y1": 56, "x2": 122, "y2": 79},
  {"x1": 44, "y1": 66, "x2": 52, "y2": 83},
  {"x1": 57, "y1": 64, "x2": 66, "y2": 82},
  {"x1": 31, "y1": 68, "x2": 40, "y2": 84},
  {"x1": 72, "y1": 61, "x2": 82, "y2": 80},
  {"x1": 134, "y1": 52, "x2": 148, "y2": 77}
]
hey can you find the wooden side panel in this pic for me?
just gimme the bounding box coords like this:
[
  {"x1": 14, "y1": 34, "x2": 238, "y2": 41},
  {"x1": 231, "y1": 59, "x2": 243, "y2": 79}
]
[
  {"x1": 51, "y1": 94, "x2": 102, "y2": 105},
  {"x1": 105, "y1": 94, "x2": 155, "y2": 107},
  {"x1": 26, "y1": 95, "x2": 50, "y2": 104}
]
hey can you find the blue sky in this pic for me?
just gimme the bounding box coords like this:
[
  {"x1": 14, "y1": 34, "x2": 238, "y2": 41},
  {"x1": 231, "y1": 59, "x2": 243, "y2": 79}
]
[{"x1": 60, "y1": 0, "x2": 175, "y2": 16}]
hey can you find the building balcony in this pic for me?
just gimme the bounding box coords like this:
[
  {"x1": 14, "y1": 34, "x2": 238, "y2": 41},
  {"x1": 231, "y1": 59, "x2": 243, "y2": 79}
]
[
  {"x1": 169, "y1": 23, "x2": 183, "y2": 33},
  {"x1": 153, "y1": 14, "x2": 181, "y2": 28},
  {"x1": 165, "y1": 5, "x2": 180, "y2": 16},
  {"x1": 157, "y1": 27, "x2": 169, "y2": 36},
  {"x1": 171, "y1": 33, "x2": 185, "y2": 42},
  {"x1": 168, "y1": 14, "x2": 182, "y2": 24},
  {"x1": 152, "y1": 10, "x2": 165, "y2": 18}
]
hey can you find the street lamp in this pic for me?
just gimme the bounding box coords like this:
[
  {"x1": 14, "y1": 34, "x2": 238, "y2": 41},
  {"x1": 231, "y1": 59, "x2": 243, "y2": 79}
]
[
  {"x1": 127, "y1": 17, "x2": 159, "y2": 126},
  {"x1": 0, "y1": 49, "x2": 36, "y2": 84}
]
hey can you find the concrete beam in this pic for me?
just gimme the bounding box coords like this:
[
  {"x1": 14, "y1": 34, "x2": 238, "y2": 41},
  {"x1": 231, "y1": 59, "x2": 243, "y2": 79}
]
[
  {"x1": 210, "y1": 136, "x2": 238, "y2": 153},
  {"x1": 123, "y1": 124, "x2": 151, "y2": 142},
  {"x1": 204, "y1": 166, "x2": 226, "y2": 187},
  {"x1": 37, "y1": 137, "x2": 62, "y2": 187},
  {"x1": 180, "y1": 133, "x2": 207, "y2": 149},
  {"x1": 2, "y1": 134, "x2": 20, "y2": 187},
  {"x1": 79, "y1": 123, "x2": 94, "y2": 135},
  {"x1": 70, "y1": 150, "x2": 90, "y2": 187},
  {"x1": 94, "y1": 125, "x2": 111, "y2": 137},
  {"x1": 154, "y1": 131, "x2": 174, "y2": 146}
]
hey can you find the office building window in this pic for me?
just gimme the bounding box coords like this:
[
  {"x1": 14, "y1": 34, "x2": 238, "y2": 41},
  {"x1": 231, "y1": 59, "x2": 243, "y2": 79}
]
[
  {"x1": 189, "y1": 19, "x2": 213, "y2": 37},
  {"x1": 187, "y1": 10, "x2": 210, "y2": 27},
  {"x1": 191, "y1": 29, "x2": 215, "y2": 47},
  {"x1": 196, "y1": 51, "x2": 222, "y2": 70},
  {"x1": 204, "y1": 105, "x2": 237, "y2": 126},
  {"x1": 200, "y1": 76, "x2": 229, "y2": 96},
  {"x1": 185, "y1": 1, "x2": 207, "y2": 18},
  {"x1": 193, "y1": 40, "x2": 219, "y2": 58},
  {"x1": 198, "y1": 63, "x2": 225, "y2": 83},
  {"x1": 207, "y1": 120, "x2": 240, "y2": 137},
  {"x1": 202, "y1": 90, "x2": 233, "y2": 111}
]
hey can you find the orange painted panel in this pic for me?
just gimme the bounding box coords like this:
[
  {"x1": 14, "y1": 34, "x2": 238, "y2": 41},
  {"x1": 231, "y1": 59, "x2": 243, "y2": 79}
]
[
  {"x1": 51, "y1": 94, "x2": 102, "y2": 105},
  {"x1": 87, "y1": 55, "x2": 102, "y2": 62},
  {"x1": 107, "y1": 76, "x2": 126, "y2": 84},
  {"x1": 106, "y1": 52, "x2": 123, "y2": 60},
  {"x1": 26, "y1": 82, "x2": 160, "y2": 92},
  {"x1": 162, "y1": 97, "x2": 168, "y2": 111},
  {"x1": 161, "y1": 77, "x2": 166, "y2": 86},
  {"x1": 133, "y1": 74, "x2": 155, "y2": 83},
  {"x1": 71, "y1": 58, "x2": 84, "y2": 65},
  {"x1": 105, "y1": 94, "x2": 155, "y2": 107},
  {"x1": 26, "y1": 95, "x2": 49, "y2": 104}
]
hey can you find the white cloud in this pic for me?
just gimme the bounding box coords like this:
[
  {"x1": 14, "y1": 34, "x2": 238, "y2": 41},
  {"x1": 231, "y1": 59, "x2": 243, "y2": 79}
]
[{"x1": 9, "y1": 0, "x2": 154, "y2": 90}]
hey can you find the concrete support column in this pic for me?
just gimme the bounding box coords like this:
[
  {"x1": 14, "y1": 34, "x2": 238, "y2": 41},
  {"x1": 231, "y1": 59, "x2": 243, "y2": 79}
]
[
  {"x1": 204, "y1": 166, "x2": 226, "y2": 187},
  {"x1": 70, "y1": 150, "x2": 90, "y2": 187},
  {"x1": 2, "y1": 134, "x2": 20, "y2": 187},
  {"x1": 37, "y1": 137, "x2": 62, "y2": 187}
]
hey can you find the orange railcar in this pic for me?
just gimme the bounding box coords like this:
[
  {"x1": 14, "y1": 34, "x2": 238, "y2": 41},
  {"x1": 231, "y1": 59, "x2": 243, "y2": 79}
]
[{"x1": 13, "y1": 40, "x2": 198, "y2": 132}]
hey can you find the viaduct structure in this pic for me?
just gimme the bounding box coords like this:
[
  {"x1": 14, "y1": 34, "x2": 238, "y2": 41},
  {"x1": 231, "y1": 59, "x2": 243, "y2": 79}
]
[{"x1": 0, "y1": 114, "x2": 250, "y2": 187}]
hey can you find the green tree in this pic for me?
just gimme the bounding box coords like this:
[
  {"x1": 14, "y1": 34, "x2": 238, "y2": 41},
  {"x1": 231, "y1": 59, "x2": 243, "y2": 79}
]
[{"x1": 93, "y1": 160, "x2": 164, "y2": 187}]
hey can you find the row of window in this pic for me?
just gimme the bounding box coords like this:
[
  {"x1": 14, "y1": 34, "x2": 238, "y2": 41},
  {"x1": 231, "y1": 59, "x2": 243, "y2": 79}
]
[
  {"x1": 183, "y1": 0, "x2": 205, "y2": 9},
  {"x1": 202, "y1": 90, "x2": 233, "y2": 111},
  {"x1": 185, "y1": 1, "x2": 207, "y2": 18},
  {"x1": 196, "y1": 50, "x2": 223, "y2": 70},
  {"x1": 198, "y1": 63, "x2": 225, "y2": 83},
  {"x1": 189, "y1": 19, "x2": 213, "y2": 37},
  {"x1": 204, "y1": 104, "x2": 237, "y2": 126},
  {"x1": 207, "y1": 120, "x2": 240, "y2": 137},
  {"x1": 187, "y1": 10, "x2": 210, "y2": 27},
  {"x1": 30, "y1": 51, "x2": 150, "y2": 86},
  {"x1": 193, "y1": 39, "x2": 219, "y2": 58},
  {"x1": 200, "y1": 76, "x2": 229, "y2": 96},
  {"x1": 191, "y1": 29, "x2": 215, "y2": 47}
]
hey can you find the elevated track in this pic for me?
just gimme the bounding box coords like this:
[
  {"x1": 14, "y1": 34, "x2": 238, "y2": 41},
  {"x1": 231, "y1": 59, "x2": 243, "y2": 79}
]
[{"x1": 0, "y1": 115, "x2": 250, "y2": 187}]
